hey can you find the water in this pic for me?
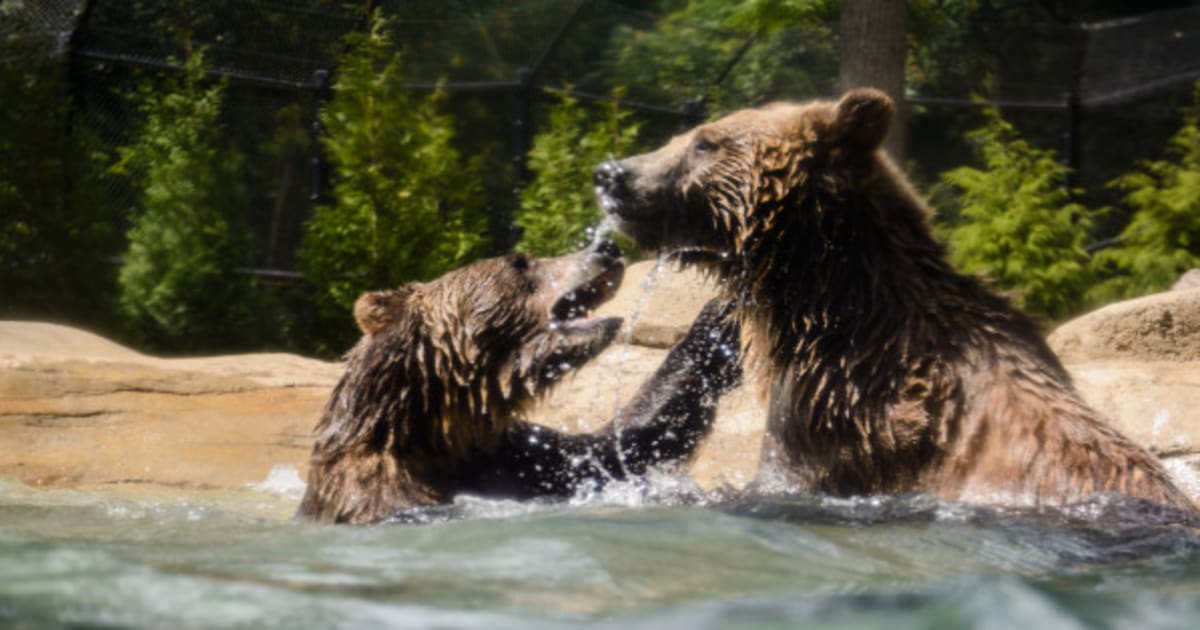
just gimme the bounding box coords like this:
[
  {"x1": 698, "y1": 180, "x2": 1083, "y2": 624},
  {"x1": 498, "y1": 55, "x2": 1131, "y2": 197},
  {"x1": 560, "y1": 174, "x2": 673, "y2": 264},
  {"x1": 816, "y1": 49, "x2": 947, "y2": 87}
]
[
  {"x1": 601, "y1": 253, "x2": 668, "y2": 421},
  {"x1": 3, "y1": 478, "x2": 1200, "y2": 629}
]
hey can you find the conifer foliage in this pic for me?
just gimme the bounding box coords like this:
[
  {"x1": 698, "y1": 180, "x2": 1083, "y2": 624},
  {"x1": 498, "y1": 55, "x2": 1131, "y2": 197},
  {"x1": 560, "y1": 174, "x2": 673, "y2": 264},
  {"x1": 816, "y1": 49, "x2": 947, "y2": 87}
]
[
  {"x1": 515, "y1": 90, "x2": 639, "y2": 256},
  {"x1": 1093, "y1": 83, "x2": 1200, "y2": 299},
  {"x1": 113, "y1": 51, "x2": 260, "y2": 350},
  {"x1": 937, "y1": 108, "x2": 1096, "y2": 320},
  {"x1": 298, "y1": 11, "x2": 489, "y2": 350}
]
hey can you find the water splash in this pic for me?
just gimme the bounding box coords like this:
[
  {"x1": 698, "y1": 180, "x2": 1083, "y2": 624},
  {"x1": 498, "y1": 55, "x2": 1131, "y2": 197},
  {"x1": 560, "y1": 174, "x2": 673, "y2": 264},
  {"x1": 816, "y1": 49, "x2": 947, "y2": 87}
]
[
  {"x1": 1164, "y1": 457, "x2": 1200, "y2": 499},
  {"x1": 583, "y1": 215, "x2": 619, "y2": 253},
  {"x1": 568, "y1": 468, "x2": 706, "y2": 509},
  {"x1": 247, "y1": 464, "x2": 307, "y2": 500},
  {"x1": 605, "y1": 253, "x2": 669, "y2": 419}
]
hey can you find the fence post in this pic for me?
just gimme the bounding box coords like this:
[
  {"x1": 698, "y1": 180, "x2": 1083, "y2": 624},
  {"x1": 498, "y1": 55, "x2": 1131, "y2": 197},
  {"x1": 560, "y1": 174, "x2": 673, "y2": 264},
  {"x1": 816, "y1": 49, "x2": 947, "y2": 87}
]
[
  {"x1": 505, "y1": 67, "x2": 533, "y2": 252},
  {"x1": 309, "y1": 68, "x2": 330, "y2": 212},
  {"x1": 1061, "y1": 24, "x2": 1089, "y2": 193}
]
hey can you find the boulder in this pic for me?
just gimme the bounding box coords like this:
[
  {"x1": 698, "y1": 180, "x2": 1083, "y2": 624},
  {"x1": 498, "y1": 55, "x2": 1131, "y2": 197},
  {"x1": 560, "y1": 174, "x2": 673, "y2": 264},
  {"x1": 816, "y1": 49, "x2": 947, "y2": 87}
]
[
  {"x1": 1173, "y1": 268, "x2": 1200, "y2": 291},
  {"x1": 6, "y1": 265, "x2": 1199, "y2": 505},
  {"x1": 1048, "y1": 286, "x2": 1200, "y2": 363},
  {"x1": 1047, "y1": 282, "x2": 1200, "y2": 498},
  {"x1": 595, "y1": 259, "x2": 720, "y2": 348},
  {"x1": 0, "y1": 321, "x2": 338, "y2": 494},
  {"x1": 0, "y1": 260, "x2": 765, "y2": 496}
]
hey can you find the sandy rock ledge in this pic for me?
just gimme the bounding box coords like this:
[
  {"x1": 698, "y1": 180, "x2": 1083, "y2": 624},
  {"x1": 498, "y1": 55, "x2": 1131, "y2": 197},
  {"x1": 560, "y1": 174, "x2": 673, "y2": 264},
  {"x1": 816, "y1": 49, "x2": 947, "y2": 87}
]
[{"x1": 3, "y1": 264, "x2": 1199, "y2": 505}]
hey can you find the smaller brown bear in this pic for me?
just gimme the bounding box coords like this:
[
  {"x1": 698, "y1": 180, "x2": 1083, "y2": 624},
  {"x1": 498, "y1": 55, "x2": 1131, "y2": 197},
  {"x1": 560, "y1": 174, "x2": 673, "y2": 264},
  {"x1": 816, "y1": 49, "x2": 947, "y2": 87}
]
[
  {"x1": 595, "y1": 89, "x2": 1197, "y2": 514},
  {"x1": 295, "y1": 240, "x2": 741, "y2": 524}
]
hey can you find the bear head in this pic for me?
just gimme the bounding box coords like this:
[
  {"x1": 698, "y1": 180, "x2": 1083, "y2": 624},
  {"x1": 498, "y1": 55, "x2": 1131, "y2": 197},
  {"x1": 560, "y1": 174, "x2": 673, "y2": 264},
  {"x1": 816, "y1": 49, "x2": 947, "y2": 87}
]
[
  {"x1": 593, "y1": 88, "x2": 898, "y2": 265},
  {"x1": 319, "y1": 240, "x2": 625, "y2": 461}
]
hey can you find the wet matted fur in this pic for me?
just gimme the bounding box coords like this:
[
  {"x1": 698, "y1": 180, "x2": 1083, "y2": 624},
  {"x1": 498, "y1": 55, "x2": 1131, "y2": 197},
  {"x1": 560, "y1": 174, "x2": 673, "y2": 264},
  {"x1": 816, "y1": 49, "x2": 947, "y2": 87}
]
[
  {"x1": 595, "y1": 89, "x2": 1196, "y2": 513},
  {"x1": 296, "y1": 241, "x2": 741, "y2": 524}
]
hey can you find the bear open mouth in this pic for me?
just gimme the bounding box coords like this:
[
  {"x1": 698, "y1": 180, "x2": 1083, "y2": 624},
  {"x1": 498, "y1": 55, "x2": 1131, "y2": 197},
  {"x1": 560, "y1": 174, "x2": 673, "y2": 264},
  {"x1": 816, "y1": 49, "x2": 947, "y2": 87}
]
[
  {"x1": 550, "y1": 261, "x2": 625, "y2": 331},
  {"x1": 663, "y1": 247, "x2": 727, "y2": 266}
]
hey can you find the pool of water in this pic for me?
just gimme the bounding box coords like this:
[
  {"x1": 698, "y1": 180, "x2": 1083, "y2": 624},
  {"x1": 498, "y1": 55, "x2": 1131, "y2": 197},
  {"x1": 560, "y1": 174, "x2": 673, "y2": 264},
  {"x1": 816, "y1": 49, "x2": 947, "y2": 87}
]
[{"x1": 3, "y1": 477, "x2": 1200, "y2": 629}]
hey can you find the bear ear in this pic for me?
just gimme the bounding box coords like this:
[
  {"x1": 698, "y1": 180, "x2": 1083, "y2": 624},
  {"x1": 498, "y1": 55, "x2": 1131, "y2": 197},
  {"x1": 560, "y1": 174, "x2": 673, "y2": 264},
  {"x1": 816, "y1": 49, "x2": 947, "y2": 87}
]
[
  {"x1": 354, "y1": 287, "x2": 415, "y2": 335},
  {"x1": 830, "y1": 88, "x2": 894, "y2": 154}
]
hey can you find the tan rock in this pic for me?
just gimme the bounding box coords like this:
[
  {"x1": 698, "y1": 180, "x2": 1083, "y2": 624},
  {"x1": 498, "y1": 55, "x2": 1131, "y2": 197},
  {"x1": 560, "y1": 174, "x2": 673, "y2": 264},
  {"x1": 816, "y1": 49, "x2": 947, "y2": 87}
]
[
  {"x1": 527, "y1": 342, "x2": 767, "y2": 490},
  {"x1": 1048, "y1": 289, "x2": 1200, "y2": 363},
  {"x1": 1064, "y1": 360, "x2": 1200, "y2": 456},
  {"x1": 1173, "y1": 269, "x2": 1200, "y2": 291},
  {"x1": 1044, "y1": 286, "x2": 1200, "y2": 492},
  {"x1": 0, "y1": 322, "x2": 337, "y2": 493},
  {"x1": 1065, "y1": 360, "x2": 1200, "y2": 499},
  {"x1": 10, "y1": 299, "x2": 1197, "y2": 505},
  {"x1": 595, "y1": 259, "x2": 720, "y2": 348},
  {"x1": 0, "y1": 319, "x2": 765, "y2": 498}
]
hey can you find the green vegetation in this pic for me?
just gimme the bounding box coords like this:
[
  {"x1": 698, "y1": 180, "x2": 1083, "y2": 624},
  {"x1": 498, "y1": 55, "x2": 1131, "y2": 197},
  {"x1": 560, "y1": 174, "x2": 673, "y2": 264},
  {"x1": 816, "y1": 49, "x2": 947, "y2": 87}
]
[
  {"x1": 112, "y1": 51, "x2": 264, "y2": 351},
  {"x1": 0, "y1": 35, "x2": 111, "y2": 322},
  {"x1": 935, "y1": 108, "x2": 1096, "y2": 320},
  {"x1": 608, "y1": 0, "x2": 837, "y2": 110},
  {"x1": 515, "y1": 89, "x2": 639, "y2": 256},
  {"x1": 5, "y1": 0, "x2": 1200, "y2": 354},
  {"x1": 1092, "y1": 83, "x2": 1200, "y2": 300},
  {"x1": 297, "y1": 12, "x2": 489, "y2": 352}
]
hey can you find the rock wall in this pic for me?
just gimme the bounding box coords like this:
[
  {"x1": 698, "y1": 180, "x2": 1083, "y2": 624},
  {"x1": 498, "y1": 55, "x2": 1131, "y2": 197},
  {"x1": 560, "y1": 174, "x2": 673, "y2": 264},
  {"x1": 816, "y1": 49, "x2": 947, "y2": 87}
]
[{"x1": 3, "y1": 265, "x2": 1199, "y2": 503}]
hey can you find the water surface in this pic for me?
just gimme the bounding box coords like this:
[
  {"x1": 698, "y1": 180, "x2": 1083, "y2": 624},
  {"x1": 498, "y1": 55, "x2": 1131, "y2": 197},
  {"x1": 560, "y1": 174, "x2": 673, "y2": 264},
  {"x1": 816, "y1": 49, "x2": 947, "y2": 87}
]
[{"x1": 2, "y1": 478, "x2": 1199, "y2": 629}]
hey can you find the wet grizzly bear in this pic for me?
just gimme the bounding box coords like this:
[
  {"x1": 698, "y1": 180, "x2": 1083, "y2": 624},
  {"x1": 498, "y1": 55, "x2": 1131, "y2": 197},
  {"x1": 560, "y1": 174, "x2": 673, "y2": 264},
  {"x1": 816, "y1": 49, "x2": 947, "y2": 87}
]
[
  {"x1": 295, "y1": 240, "x2": 740, "y2": 524},
  {"x1": 594, "y1": 88, "x2": 1197, "y2": 513}
]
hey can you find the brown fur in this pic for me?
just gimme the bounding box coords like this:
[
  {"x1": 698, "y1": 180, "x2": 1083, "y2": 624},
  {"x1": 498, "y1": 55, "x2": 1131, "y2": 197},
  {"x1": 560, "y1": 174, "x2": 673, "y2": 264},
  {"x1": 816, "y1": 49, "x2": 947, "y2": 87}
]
[
  {"x1": 296, "y1": 241, "x2": 743, "y2": 524},
  {"x1": 296, "y1": 246, "x2": 624, "y2": 524},
  {"x1": 595, "y1": 89, "x2": 1196, "y2": 513}
]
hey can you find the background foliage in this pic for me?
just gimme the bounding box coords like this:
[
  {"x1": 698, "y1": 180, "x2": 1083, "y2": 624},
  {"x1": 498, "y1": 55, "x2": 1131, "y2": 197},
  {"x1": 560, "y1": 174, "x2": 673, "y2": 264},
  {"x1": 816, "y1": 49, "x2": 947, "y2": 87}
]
[
  {"x1": 515, "y1": 89, "x2": 639, "y2": 256},
  {"x1": 3, "y1": 0, "x2": 1199, "y2": 355},
  {"x1": 297, "y1": 12, "x2": 490, "y2": 353},
  {"x1": 1091, "y1": 84, "x2": 1200, "y2": 300},
  {"x1": 935, "y1": 107, "x2": 1096, "y2": 320},
  {"x1": 0, "y1": 17, "x2": 111, "y2": 325},
  {"x1": 111, "y1": 51, "x2": 267, "y2": 351}
]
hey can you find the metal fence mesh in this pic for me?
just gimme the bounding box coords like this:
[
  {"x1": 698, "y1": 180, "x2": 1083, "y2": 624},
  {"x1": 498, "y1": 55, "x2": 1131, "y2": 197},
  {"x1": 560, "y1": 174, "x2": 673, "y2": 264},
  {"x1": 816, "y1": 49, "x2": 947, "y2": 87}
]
[{"x1": 4, "y1": 0, "x2": 1199, "y2": 275}]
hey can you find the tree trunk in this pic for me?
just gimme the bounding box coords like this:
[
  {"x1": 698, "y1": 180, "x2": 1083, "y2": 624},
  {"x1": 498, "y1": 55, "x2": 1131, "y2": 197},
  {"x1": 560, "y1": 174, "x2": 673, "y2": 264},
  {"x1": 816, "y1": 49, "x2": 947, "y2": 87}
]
[{"x1": 838, "y1": 0, "x2": 907, "y2": 162}]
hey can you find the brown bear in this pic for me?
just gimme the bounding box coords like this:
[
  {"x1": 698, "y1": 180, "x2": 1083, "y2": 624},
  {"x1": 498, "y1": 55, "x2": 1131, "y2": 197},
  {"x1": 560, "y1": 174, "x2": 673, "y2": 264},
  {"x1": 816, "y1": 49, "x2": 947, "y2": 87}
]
[
  {"x1": 594, "y1": 89, "x2": 1197, "y2": 514},
  {"x1": 295, "y1": 240, "x2": 741, "y2": 524}
]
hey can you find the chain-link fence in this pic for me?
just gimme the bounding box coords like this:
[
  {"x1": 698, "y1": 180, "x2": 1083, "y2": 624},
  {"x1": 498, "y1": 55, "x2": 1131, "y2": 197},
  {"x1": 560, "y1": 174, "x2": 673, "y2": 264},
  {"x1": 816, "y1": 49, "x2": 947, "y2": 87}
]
[
  {"x1": 11, "y1": 0, "x2": 1199, "y2": 270},
  {"x1": 3, "y1": 0, "x2": 1198, "y2": 348}
]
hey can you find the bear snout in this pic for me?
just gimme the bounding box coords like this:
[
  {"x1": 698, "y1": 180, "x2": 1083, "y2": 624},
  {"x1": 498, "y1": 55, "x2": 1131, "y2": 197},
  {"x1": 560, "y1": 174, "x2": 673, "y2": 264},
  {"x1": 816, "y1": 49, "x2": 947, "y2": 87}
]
[
  {"x1": 587, "y1": 237, "x2": 621, "y2": 262},
  {"x1": 593, "y1": 159, "x2": 628, "y2": 192},
  {"x1": 593, "y1": 160, "x2": 633, "y2": 216}
]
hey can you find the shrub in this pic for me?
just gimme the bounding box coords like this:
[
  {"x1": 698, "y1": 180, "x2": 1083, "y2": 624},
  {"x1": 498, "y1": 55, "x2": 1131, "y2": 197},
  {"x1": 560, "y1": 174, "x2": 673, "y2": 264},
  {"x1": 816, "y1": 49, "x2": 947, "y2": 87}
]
[
  {"x1": 112, "y1": 51, "x2": 260, "y2": 351},
  {"x1": 297, "y1": 12, "x2": 489, "y2": 353},
  {"x1": 0, "y1": 35, "x2": 111, "y2": 321},
  {"x1": 936, "y1": 107, "x2": 1096, "y2": 320},
  {"x1": 515, "y1": 89, "x2": 639, "y2": 256},
  {"x1": 1092, "y1": 82, "x2": 1200, "y2": 300}
]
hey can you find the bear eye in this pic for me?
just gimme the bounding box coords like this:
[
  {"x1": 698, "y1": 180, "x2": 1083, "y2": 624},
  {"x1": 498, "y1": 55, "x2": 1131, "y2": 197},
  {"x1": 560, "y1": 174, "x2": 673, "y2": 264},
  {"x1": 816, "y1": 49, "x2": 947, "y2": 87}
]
[
  {"x1": 694, "y1": 137, "x2": 720, "y2": 154},
  {"x1": 509, "y1": 254, "x2": 532, "y2": 272}
]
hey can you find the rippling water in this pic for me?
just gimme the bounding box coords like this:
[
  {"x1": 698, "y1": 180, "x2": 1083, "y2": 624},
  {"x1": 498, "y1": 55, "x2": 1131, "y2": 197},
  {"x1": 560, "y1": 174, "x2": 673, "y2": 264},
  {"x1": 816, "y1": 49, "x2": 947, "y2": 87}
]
[{"x1": 3, "y1": 477, "x2": 1200, "y2": 629}]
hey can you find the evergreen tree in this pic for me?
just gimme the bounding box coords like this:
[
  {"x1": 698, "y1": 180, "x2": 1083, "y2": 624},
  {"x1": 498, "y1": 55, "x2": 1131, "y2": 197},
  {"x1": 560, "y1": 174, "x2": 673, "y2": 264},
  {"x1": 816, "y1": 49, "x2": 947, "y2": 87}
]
[
  {"x1": 113, "y1": 51, "x2": 261, "y2": 351},
  {"x1": 936, "y1": 108, "x2": 1096, "y2": 320},
  {"x1": 298, "y1": 11, "x2": 489, "y2": 353},
  {"x1": 0, "y1": 28, "x2": 111, "y2": 322},
  {"x1": 606, "y1": 0, "x2": 837, "y2": 111},
  {"x1": 515, "y1": 89, "x2": 639, "y2": 256},
  {"x1": 1093, "y1": 82, "x2": 1200, "y2": 300}
]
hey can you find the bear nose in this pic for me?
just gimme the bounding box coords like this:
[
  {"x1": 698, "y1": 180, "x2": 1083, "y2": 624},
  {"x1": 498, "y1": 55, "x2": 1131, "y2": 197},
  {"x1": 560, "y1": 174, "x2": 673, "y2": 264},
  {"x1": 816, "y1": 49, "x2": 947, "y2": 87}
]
[
  {"x1": 593, "y1": 159, "x2": 629, "y2": 193},
  {"x1": 590, "y1": 238, "x2": 621, "y2": 261}
]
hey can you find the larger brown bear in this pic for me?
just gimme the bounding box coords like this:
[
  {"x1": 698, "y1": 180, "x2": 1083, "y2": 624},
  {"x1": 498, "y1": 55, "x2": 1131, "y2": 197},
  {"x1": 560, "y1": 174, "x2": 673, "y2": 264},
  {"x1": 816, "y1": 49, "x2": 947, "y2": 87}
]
[
  {"x1": 296, "y1": 240, "x2": 740, "y2": 524},
  {"x1": 594, "y1": 88, "x2": 1196, "y2": 513}
]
